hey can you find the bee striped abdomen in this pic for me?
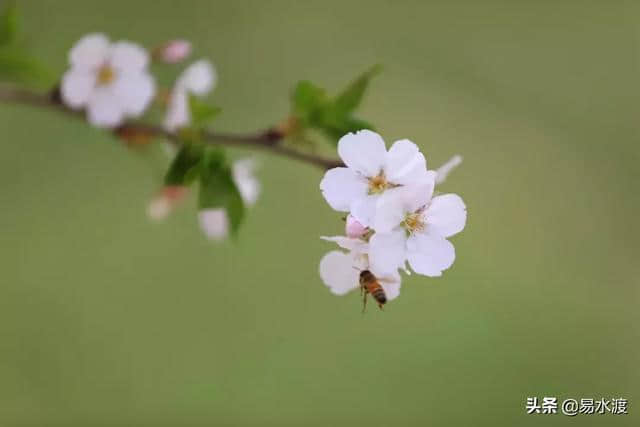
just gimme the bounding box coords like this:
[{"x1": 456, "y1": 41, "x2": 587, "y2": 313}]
[
  {"x1": 369, "y1": 284, "x2": 387, "y2": 305},
  {"x1": 359, "y1": 270, "x2": 387, "y2": 307}
]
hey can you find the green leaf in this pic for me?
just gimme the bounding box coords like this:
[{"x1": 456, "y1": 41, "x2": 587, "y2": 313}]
[
  {"x1": 198, "y1": 149, "x2": 245, "y2": 236},
  {"x1": 0, "y1": 50, "x2": 49, "y2": 83},
  {"x1": 292, "y1": 80, "x2": 326, "y2": 117},
  {"x1": 164, "y1": 143, "x2": 204, "y2": 186},
  {"x1": 188, "y1": 93, "x2": 221, "y2": 127},
  {"x1": 289, "y1": 66, "x2": 380, "y2": 145},
  {"x1": 0, "y1": 1, "x2": 18, "y2": 46},
  {"x1": 333, "y1": 64, "x2": 381, "y2": 115}
]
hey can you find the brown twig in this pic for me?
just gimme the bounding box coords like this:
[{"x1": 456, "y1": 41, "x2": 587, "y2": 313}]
[{"x1": 0, "y1": 85, "x2": 343, "y2": 170}]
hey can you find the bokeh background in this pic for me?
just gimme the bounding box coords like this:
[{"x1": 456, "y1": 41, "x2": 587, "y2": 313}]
[{"x1": 1, "y1": 1, "x2": 638, "y2": 426}]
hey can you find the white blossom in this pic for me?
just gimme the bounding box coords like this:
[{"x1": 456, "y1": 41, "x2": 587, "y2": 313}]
[
  {"x1": 198, "y1": 158, "x2": 260, "y2": 240},
  {"x1": 320, "y1": 130, "x2": 435, "y2": 230},
  {"x1": 61, "y1": 33, "x2": 155, "y2": 128},
  {"x1": 232, "y1": 158, "x2": 260, "y2": 206},
  {"x1": 368, "y1": 184, "x2": 466, "y2": 277},
  {"x1": 164, "y1": 59, "x2": 217, "y2": 132},
  {"x1": 319, "y1": 236, "x2": 401, "y2": 300},
  {"x1": 198, "y1": 208, "x2": 229, "y2": 240}
]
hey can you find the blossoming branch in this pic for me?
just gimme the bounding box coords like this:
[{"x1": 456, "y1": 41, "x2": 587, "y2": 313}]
[{"x1": 0, "y1": 4, "x2": 466, "y2": 309}]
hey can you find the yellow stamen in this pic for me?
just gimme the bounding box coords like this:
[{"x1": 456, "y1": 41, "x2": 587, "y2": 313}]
[
  {"x1": 368, "y1": 172, "x2": 388, "y2": 194},
  {"x1": 404, "y1": 212, "x2": 425, "y2": 233},
  {"x1": 97, "y1": 65, "x2": 116, "y2": 86}
]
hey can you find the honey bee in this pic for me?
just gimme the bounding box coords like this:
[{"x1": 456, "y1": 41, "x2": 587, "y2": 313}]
[{"x1": 359, "y1": 270, "x2": 387, "y2": 312}]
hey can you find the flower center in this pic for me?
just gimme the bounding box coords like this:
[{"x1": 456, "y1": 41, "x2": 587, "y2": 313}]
[
  {"x1": 403, "y1": 212, "x2": 425, "y2": 234},
  {"x1": 96, "y1": 65, "x2": 116, "y2": 86},
  {"x1": 368, "y1": 172, "x2": 389, "y2": 194}
]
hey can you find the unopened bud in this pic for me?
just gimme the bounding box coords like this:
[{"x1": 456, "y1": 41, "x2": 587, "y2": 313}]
[
  {"x1": 345, "y1": 214, "x2": 367, "y2": 238},
  {"x1": 154, "y1": 40, "x2": 192, "y2": 64},
  {"x1": 146, "y1": 186, "x2": 188, "y2": 221}
]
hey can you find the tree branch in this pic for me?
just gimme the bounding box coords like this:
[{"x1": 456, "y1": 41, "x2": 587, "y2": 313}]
[{"x1": 0, "y1": 85, "x2": 343, "y2": 170}]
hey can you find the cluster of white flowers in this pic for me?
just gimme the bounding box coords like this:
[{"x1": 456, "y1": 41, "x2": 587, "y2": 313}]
[
  {"x1": 319, "y1": 130, "x2": 466, "y2": 302},
  {"x1": 60, "y1": 32, "x2": 260, "y2": 240}
]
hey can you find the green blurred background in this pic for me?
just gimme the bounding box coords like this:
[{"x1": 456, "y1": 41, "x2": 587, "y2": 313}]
[{"x1": 1, "y1": 0, "x2": 638, "y2": 425}]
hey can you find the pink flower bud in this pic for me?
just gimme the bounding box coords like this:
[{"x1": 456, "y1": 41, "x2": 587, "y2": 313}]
[
  {"x1": 345, "y1": 214, "x2": 367, "y2": 238},
  {"x1": 147, "y1": 186, "x2": 188, "y2": 221},
  {"x1": 155, "y1": 40, "x2": 192, "y2": 64}
]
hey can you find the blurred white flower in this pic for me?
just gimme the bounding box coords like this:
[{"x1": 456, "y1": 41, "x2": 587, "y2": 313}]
[
  {"x1": 198, "y1": 208, "x2": 229, "y2": 240},
  {"x1": 61, "y1": 33, "x2": 155, "y2": 128},
  {"x1": 164, "y1": 59, "x2": 217, "y2": 132},
  {"x1": 319, "y1": 236, "x2": 401, "y2": 300},
  {"x1": 232, "y1": 158, "x2": 260, "y2": 206},
  {"x1": 345, "y1": 214, "x2": 367, "y2": 238},
  {"x1": 198, "y1": 158, "x2": 260, "y2": 240},
  {"x1": 154, "y1": 39, "x2": 191, "y2": 63},
  {"x1": 369, "y1": 185, "x2": 467, "y2": 277},
  {"x1": 320, "y1": 130, "x2": 435, "y2": 230},
  {"x1": 435, "y1": 155, "x2": 462, "y2": 185}
]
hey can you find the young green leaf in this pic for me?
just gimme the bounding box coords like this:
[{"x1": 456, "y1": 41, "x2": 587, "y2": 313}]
[
  {"x1": 333, "y1": 64, "x2": 381, "y2": 115},
  {"x1": 198, "y1": 149, "x2": 245, "y2": 236},
  {"x1": 164, "y1": 143, "x2": 204, "y2": 186},
  {"x1": 188, "y1": 93, "x2": 221, "y2": 127},
  {"x1": 292, "y1": 80, "x2": 326, "y2": 116},
  {"x1": 289, "y1": 66, "x2": 380, "y2": 145}
]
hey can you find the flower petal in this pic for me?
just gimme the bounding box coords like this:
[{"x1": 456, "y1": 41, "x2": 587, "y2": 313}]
[
  {"x1": 320, "y1": 167, "x2": 368, "y2": 212},
  {"x1": 86, "y1": 88, "x2": 125, "y2": 128},
  {"x1": 109, "y1": 41, "x2": 149, "y2": 73},
  {"x1": 406, "y1": 232, "x2": 455, "y2": 277},
  {"x1": 373, "y1": 189, "x2": 408, "y2": 233},
  {"x1": 319, "y1": 251, "x2": 360, "y2": 296},
  {"x1": 337, "y1": 130, "x2": 387, "y2": 177},
  {"x1": 373, "y1": 182, "x2": 434, "y2": 233},
  {"x1": 425, "y1": 194, "x2": 467, "y2": 238},
  {"x1": 111, "y1": 72, "x2": 155, "y2": 116},
  {"x1": 405, "y1": 176, "x2": 436, "y2": 213},
  {"x1": 350, "y1": 194, "x2": 378, "y2": 227},
  {"x1": 368, "y1": 229, "x2": 407, "y2": 277},
  {"x1": 384, "y1": 139, "x2": 429, "y2": 185},
  {"x1": 232, "y1": 158, "x2": 260, "y2": 205},
  {"x1": 198, "y1": 208, "x2": 229, "y2": 240},
  {"x1": 164, "y1": 90, "x2": 189, "y2": 132},
  {"x1": 69, "y1": 33, "x2": 110, "y2": 69},
  {"x1": 379, "y1": 274, "x2": 401, "y2": 301},
  {"x1": 435, "y1": 155, "x2": 462, "y2": 185},
  {"x1": 61, "y1": 70, "x2": 95, "y2": 109},
  {"x1": 178, "y1": 59, "x2": 216, "y2": 95},
  {"x1": 320, "y1": 236, "x2": 368, "y2": 254}
]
